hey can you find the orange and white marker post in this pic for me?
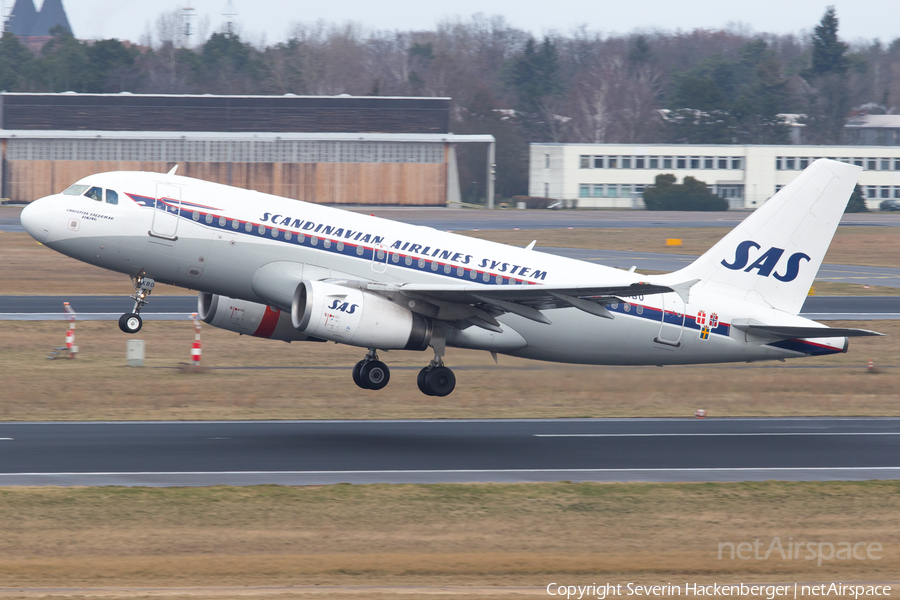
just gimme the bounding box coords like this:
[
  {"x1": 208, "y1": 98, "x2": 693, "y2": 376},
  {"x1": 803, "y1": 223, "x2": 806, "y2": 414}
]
[
  {"x1": 695, "y1": 409, "x2": 706, "y2": 419},
  {"x1": 190, "y1": 312, "x2": 202, "y2": 368},
  {"x1": 64, "y1": 302, "x2": 77, "y2": 358}
]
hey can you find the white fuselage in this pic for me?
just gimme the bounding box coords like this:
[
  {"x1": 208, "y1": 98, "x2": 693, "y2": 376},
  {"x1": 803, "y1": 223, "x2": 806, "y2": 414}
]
[{"x1": 23, "y1": 170, "x2": 847, "y2": 365}]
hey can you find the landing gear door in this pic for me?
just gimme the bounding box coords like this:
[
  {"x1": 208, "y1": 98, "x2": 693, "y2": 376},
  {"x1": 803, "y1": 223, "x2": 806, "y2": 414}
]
[
  {"x1": 655, "y1": 293, "x2": 685, "y2": 347},
  {"x1": 151, "y1": 183, "x2": 181, "y2": 240}
]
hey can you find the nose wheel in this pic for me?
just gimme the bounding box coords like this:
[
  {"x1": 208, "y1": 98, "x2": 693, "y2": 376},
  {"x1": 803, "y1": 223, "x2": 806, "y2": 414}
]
[
  {"x1": 119, "y1": 272, "x2": 155, "y2": 334},
  {"x1": 352, "y1": 349, "x2": 391, "y2": 390}
]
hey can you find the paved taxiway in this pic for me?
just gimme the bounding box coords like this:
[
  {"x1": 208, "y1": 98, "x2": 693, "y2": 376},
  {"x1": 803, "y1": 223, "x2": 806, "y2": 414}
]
[
  {"x1": 0, "y1": 418, "x2": 897, "y2": 486},
  {"x1": 2, "y1": 295, "x2": 897, "y2": 321}
]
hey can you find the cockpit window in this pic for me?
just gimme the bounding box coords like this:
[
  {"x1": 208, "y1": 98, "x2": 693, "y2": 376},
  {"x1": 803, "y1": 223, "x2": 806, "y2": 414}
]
[
  {"x1": 106, "y1": 189, "x2": 119, "y2": 205},
  {"x1": 85, "y1": 186, "x2": 103, "y2": 201},
  {"x1": 63, "y1": 184, "x2": 90, "y2": 196}
]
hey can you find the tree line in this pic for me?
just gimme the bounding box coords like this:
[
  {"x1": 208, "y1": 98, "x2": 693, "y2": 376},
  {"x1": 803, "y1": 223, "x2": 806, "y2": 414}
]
[{"x1": 1, "y1": 7, "x2": 896, "y2": 201}]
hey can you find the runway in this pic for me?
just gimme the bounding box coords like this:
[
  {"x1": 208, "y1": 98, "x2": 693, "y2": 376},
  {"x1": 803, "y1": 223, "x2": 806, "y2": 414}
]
[{"x1": 0, "y1": 418, "x2": 898, "y2": 486}]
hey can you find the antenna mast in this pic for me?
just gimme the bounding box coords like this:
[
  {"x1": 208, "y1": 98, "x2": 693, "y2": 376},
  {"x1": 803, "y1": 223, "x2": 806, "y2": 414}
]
[
  {"x1": 181, "y1": 1, "x2": 196, "y2": 47},
  {"x1": 222, "y1": 0, "x2": 237, "y2": 35}
]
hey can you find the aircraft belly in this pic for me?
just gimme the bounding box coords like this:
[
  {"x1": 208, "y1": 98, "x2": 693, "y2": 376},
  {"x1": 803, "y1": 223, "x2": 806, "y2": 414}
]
[{"x1": 505, "y1": 309, "x2": 774, "y2": 365}]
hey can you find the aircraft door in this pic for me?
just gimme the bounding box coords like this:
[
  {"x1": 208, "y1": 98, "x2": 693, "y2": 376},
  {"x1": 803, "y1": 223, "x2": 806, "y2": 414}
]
[
  {"x1": 371, "y1": 243, "x2": 388, "y2": 273},
  {"x1": 151, "y1": 183, "x2": 182, "y2": 239},
  {"x1": 655, "y1": 293, "x2": 685, "y2": 347}
]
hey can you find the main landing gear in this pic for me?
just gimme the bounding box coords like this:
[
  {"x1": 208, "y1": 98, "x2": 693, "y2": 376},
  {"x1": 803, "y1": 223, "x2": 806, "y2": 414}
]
[
  {"x1": 118, "y1": 272, "x2": 155, "y2": 334},
  {"x1": 352, "y1": 349, "x2": 391, "y2": 390},
  {"x1": 351, "y1": 341, "x2": 456, "y2": 397}
]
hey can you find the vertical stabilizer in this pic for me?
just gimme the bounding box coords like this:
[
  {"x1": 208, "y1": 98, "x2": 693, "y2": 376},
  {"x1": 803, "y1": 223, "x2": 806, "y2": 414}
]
[{"x1": 666, "y1": 159, "x2": 861, "y2": 315}]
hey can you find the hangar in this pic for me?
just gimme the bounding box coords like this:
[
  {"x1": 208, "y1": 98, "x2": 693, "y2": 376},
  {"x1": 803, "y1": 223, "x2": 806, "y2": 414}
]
[{"x1": 0, "y1": 93, "x2": 494, "y2": 205}]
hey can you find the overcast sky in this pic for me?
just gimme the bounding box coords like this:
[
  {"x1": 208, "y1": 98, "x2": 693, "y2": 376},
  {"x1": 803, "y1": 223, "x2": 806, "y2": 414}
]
[{"x1": 52, "y1": 0, "x2": 897, "y2": 47}]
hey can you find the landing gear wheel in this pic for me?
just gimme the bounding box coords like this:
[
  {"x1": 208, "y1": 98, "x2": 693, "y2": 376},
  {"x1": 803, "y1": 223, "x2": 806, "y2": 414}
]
[
  {"x1": 417, "y1": 367, "x2": 433, "y2": 396},
  {"x1": 424, "y1": 366, "x2": 456, "y2": 397},
  {"x1": 352, "y1": 360, "x2": 366, "y2": 388},
  {"x1": 118, "y1": 312, "x2": 142, "y2": 334},
  {"x1": 359, "y1": 360, "x2": 390, "y2": 390}
]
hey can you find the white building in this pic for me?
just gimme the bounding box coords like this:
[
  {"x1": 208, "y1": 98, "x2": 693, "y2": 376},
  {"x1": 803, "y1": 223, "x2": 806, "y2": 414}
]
[{"x1": 529, "y1": 144, "x2": 900, "y2": 210}]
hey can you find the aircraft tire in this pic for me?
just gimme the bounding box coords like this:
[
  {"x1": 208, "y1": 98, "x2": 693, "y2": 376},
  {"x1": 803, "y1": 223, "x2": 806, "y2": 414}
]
[
  {"x1": 359, "y1": 360, "x2": 390, "y2": 390},
  {"x1": 424, "y1": 366, "x2": 455, "y2": 397},
  {"x1": 118, "y1": 313, "x2": 142, "y2": 334},
  {"x1": 417, "y1": 367, "x2": 433, "y2": 396},
  {"x1": 352, "y1": 360, "x2": 366, "y2": 388}
]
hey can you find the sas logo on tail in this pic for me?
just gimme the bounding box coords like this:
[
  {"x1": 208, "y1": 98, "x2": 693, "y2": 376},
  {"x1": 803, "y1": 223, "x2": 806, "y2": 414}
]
[
  {"x1": 328, "y1": 299, "x2": 359, "y2": 314},
  {"x1": 721, "y1": 240, "x2": 810, "y2": 282}
]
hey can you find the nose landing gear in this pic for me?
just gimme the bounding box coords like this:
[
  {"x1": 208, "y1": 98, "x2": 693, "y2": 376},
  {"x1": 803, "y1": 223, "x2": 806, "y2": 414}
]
[
  {"x1": 119, "y1": 273, "x2": 155, "y2": 334},
  {"x1": 352, "y1": 349, "x2": 391, "y2": 390}
]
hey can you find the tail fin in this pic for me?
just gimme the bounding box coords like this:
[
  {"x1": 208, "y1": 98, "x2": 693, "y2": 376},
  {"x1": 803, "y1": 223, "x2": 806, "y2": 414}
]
[{"x1": 667, "y1": 159, "x2": 861, "y2": 315}]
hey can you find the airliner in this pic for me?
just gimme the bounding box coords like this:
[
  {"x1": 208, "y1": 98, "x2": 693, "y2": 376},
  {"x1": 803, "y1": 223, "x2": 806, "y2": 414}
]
[{"x1": 19, "y1": 159, "x2": 880, "y2": 396}]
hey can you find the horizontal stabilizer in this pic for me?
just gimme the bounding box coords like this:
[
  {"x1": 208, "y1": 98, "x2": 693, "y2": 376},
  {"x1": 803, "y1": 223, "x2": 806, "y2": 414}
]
[{"x1": 732, "y1": 324, "x2": 884, "y2": 339}]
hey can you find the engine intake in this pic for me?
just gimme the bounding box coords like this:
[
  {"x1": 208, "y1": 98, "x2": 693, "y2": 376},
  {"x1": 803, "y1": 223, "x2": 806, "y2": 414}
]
[
  {"x1": 198, "y1": 292, "x2": 312, "y2": 342},
  {"x1": 292, "y1": 280, "x2": 432, "y2": 350}
]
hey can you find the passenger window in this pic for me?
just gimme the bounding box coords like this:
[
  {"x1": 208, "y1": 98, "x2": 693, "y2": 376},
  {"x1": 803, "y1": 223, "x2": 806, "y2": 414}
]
[
  {"x1": 106, "y1": 190, "x2": 119, "y2": 205},
  {"x1": 85, "y1": 186, "x2": 103, "y2": 201}
]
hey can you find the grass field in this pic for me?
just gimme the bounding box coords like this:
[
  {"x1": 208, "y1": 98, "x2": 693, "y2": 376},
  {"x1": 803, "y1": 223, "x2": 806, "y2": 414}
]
[
  {"x1": 0, "y1": 319, "x2": 896, "y2": 421},
  {"x1": 1, "y1": 226, "x2": 897, "y2": 295},
  {"x1": 0, "y1": 481, "x2": 896, "y2": 596}
]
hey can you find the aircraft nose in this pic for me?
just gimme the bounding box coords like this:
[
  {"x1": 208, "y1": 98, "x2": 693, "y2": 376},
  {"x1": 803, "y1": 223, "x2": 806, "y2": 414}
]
[{"x1": 20, "y1": 197, "x2": 55, "y2": 243}]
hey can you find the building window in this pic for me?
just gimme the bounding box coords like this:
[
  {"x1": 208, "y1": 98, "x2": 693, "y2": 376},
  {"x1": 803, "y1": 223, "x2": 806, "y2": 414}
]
[
  {"x1": 776, "y1": 157, "x2": 783, "y2": 170},
  {"x1": 608, "y1": 157, "x2": 618, "y2": 168},
  {"x1": 799, "y1": 158, "x2": 809, "y2": 169},
  {"x1": 634, "y1": 185, "x2": 645, "y2": 197},
  {"x1": 594, "y1": 156, "x2": 604, "y2": 168},
  {"x1": 895, "y1": 187, "x2": 900, "y2": 199},
  {"x1": 690, "y1": 157, "x2": 700, "y2": 169},
  {"x1": 853, "y1": 158, "x2": 864, "y2": 167},
  {"x1": 663, "y1": 157, "x2": 673, "y2": 169},
  {"x1": 881, "y1": 158, "x2": 891, "y2": 171},
  {"x1": 775, "y1": 185, "x2": 784, "y2": 193},
  {"x1": 621, "y1": 184, "x2": 632, "y2": 197},
  {"x1": 635, "y1": 157, "x2": 645, "y2": 169},
  {"x1": 785, "y1": 157, "x2": 795, "y2": 170},
  {"x1": 621, "y1": 157, "x2": 632, "y2": 168},
  {"x1": 606, "y1": 184, "x2": 618, "y2": 198},
  {"x1": 719, "y1": 158, "x2": 728, "y2": 169},
  {"x1": 676, "y1": 157, "x2": 686, "y2": 169},
  {"x1": 649, "y1": 157, "x2": 659, "y2": 169},
  {"x1": 544, "y1": 183, "x2": 549, "y2": 197},
  {"x1": 579, "y1": 184, "x2": 590, "y2": 197},
  {"x1": 580, "y1": 155, "x2": 590, "y2": 169},
  {"x1": 895, "y1": 159, "x2": 900, "y2": 171},
  {"x1": 545, "y1": 154, "x2": 550, "y2": 168},
  {"x1": 867, "y1": 158, "x2": 877, "y2": 171},
  {"x1": 881, "y1": 186, "x2": 891, "y2": 199},
  {"x1": 731, "y1": 157, "x2": 742, "y2": 169},
  {"x1": 592, "y1": 184, "x2": 604, "y2": 197},
  {"x1": 704, "y1": 158, "x2": 713, "y2": 169},
  {"x1": 866, "y1": 186, "x2": 877, "y2": 198}
]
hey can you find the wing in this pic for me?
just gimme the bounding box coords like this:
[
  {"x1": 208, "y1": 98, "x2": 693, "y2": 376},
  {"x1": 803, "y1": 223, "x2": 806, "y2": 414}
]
[{"x1": 364, "y1": 280, "x2": 687, "y2": 333}]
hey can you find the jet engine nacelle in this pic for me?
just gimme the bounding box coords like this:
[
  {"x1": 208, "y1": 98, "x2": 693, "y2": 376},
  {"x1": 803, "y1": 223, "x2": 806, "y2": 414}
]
[
  {"x1": 198, "y1": 292, "x2": 312, "y2": 342},
  {"x1": 292, "y1": 280, "x2": 432, "y2": 350}
]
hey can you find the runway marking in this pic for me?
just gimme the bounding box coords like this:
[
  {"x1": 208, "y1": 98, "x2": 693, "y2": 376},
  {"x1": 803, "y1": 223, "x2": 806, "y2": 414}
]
[
  {"x1": 0, "y1": 438, "x2": 12, "y2": 441},
  {"x1": 535, "y1": 432, "x2": 900, "y2": 437}
]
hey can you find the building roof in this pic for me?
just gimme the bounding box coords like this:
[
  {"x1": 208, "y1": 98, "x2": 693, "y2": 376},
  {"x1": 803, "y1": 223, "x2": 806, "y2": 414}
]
[
  {"x1": 0, "y1": 93, "x2": 451, "y2": 134},
  {"x1": 6, "y1": 0, "x2": 39, "y2": 36},
  {"x1": 845, "y1": 114, "x2": 900, "y2": 129},
  {"x1": 32, "y1": 0, "x2": 72, "y2": 36}
]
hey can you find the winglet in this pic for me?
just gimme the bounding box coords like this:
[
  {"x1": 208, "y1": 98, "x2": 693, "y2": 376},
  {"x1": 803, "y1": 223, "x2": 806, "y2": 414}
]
[
  {"x1": 671, "y1": 279, "x2": 701, "y2": 304},
  {"x1": 525, "y1": 240, "x2": 537, "y2": 251},
  {"x1": 167, "y1": 165, "x2": 178, "y2": 176}
]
